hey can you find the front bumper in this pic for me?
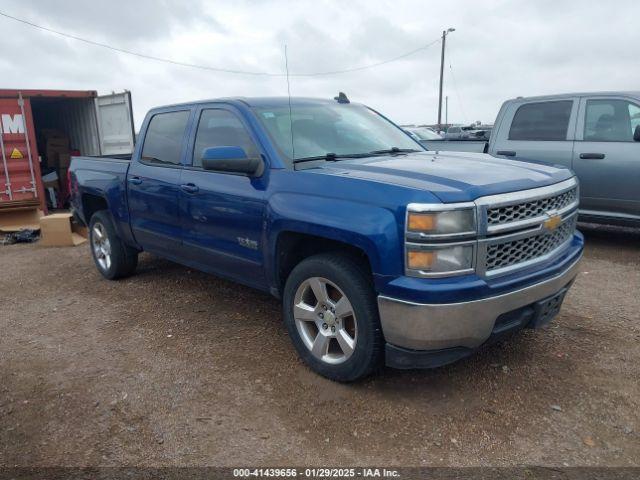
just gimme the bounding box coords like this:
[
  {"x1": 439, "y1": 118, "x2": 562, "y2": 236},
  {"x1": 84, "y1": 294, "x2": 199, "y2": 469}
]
[{"x1": 378, "y1": 253, "x2": 582, "y2": 366}]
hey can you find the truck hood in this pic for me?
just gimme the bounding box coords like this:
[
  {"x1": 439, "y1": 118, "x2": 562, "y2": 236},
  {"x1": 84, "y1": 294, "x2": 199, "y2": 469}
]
[{"x1": 307, "y1": 151, "x2": 574, "y2": 203}]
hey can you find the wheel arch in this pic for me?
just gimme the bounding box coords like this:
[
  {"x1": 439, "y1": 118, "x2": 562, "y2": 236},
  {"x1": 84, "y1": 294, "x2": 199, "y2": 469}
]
[
  {"x1": 272, "y1": 229, "x2": 376, "y2": 297},
  {"x1": 81, "y1": 193, "x2": 109, "y2": 225}
]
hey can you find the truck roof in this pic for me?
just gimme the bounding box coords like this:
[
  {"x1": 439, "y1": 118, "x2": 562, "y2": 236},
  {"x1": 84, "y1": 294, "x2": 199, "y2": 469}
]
[
  {"x1": 507, "y1": 91, "x2": 640, "y2": 102},
  {"x1": 150, "y1": 96, "x2": 342, "y2": 111}
]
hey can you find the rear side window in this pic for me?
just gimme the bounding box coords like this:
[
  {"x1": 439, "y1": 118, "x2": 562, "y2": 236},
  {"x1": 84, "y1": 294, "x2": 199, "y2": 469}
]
[
  {"x1": 141, "y1": 110, "x2": 190, "y2": 165},
  {"x1": 584, "y1": 99, "x2": 640, "y2": 142},
  {"x1": 508, "y1": 101, "x2": 573, "y2": 141}
]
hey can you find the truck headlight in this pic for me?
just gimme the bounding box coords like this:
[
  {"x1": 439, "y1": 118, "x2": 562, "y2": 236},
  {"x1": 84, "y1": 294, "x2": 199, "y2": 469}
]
[
  {"x1": 405, "y1": 203, "x2": 478, "y2": 277},
  {"x1": 406, "y1": 206, "x2": 476, "y2": 238},
  {"x1": 406, "y1": 244, "x2": 474, "y2": 276}
]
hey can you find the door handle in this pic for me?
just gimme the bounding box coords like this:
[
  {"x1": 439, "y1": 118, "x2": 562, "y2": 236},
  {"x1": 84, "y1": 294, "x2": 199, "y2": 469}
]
[
  {"x1": 579, "y1": 153, "x2": 605, "y2": 160},
  {"x1": 128, "y1": 176, "x2": 143, "y2": 185},
  {"x1": 496, "y1": 150, "x2": 516, "y2": 157},
  {"x1": 180, "y1": 183, "x2": 199, "y2": 194}
]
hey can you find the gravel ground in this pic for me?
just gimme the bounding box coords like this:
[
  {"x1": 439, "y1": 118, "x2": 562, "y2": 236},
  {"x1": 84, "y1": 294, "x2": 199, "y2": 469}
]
[{"x1": 0, "y1": 225, "x2": 638, "y2": 467}]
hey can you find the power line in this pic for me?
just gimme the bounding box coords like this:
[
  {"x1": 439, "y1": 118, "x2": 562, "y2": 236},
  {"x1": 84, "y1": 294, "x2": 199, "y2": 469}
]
[
  {"x1": 0, "y1": 10, "x2": 441, "y2": 77},
  {"x1": 0, "y1": 11, "x2": 273, "y2": 76},
  {"x1": 448, "y1": 62, "x2": 468, "y2": 124},
  {"x1": 296, "y1": 38, "x2": 441, "y2": 76}
]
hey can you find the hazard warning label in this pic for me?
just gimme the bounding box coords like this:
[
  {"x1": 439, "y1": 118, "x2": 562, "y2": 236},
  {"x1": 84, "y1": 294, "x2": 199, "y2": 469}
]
[{"x1": 10, "y1": 148, "x2": 23, "y2": 159}]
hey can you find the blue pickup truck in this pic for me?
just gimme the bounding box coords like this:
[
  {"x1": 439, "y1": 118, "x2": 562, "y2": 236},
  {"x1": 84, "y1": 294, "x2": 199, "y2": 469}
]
[{"x1": 69, "y1": 96, "x2": 584, "y2": 381}]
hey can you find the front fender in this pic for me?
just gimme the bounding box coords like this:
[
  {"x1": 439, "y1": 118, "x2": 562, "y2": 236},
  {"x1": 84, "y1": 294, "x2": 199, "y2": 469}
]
[{"x1": 265, "y1": 192, "x2": 403, "y2": 287}]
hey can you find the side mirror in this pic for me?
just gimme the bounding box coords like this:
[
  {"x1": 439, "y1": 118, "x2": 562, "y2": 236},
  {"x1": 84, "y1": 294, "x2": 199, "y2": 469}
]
[
  {"x1": 634, "y1": 125, "x2": 640, "y2": 142},
  {"x1": 201, "y1": 146, "x2": 262, "y2": 176}
]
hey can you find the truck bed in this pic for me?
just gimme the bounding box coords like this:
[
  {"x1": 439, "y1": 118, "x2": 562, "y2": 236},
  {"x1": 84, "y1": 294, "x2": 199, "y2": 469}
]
[
  {"x1": 69, "y1": 155, "x2": 132, "y2": 227},
  {"x1": 88, "y1": 154, "x2": 132, "y2": 161},
  {"x1": 70, "y1": 155, "x2": 130, "y2": 170}
]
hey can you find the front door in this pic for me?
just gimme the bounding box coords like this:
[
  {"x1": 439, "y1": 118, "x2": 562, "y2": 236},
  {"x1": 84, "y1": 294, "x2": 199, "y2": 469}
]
[
  {"x1": 127, "y1": 109, "x2": 191, "y2": 256},
  {"x1": 179, "y1": 106, "x2": 268, "y2": 289},
  {"x1": 572, "y1": 97, "x2": 640, "y2": 220}
]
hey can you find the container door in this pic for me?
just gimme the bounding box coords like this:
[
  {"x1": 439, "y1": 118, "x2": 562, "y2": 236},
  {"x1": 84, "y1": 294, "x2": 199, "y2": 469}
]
[
  {"x1": 0, "y1": 95, "x2": 43, "y2": 208},
  {"x1": 95, "y1": 91, "x2": 135, "y2": 155}
]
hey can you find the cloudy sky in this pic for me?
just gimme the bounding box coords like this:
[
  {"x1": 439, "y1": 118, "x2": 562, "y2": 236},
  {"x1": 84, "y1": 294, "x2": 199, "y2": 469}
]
[{"x1": 1, "y1": 0, "x2": 638, "y2": 129}]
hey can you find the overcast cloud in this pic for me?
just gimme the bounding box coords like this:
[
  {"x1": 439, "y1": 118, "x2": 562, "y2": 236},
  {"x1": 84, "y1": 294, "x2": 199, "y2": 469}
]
[{"x1": 1, "y1": 0, "x2": 638, "y2": 129}]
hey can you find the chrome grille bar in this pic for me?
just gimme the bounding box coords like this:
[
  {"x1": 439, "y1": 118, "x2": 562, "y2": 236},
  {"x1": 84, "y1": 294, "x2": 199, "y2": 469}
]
[
  {"x1": 487, "y1": 188, "x2": 577, "y2": 227},
  {"x1": 475, "y1": 177, "x2": 579, "y2": 236}
]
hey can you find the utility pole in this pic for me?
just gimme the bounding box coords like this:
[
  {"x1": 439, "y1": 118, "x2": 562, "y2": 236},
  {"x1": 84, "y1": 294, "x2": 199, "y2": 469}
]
[
  {"x1": 437, "y1": 28, "x2": 455, "y2": 133},
  {"x1": 445, "y1": 95, "x2": 449, "y2": 129}
]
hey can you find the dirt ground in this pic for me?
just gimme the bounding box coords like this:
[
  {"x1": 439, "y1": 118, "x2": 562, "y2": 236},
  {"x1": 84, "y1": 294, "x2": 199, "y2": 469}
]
[{"x1": 1, "y1": 225, "x2": 638, "y2": 467}]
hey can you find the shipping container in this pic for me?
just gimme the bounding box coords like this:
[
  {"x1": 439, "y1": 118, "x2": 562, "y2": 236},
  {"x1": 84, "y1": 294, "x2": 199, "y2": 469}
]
[{"x1": 0, "y1": 89, "x2": 134, "y2": 212}]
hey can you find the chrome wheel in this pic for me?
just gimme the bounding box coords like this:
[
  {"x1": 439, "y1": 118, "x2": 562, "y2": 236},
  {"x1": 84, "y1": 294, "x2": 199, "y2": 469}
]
[
  {"x1": 91, "y1": 222, "x2": 112, "y2": 271},
  {"x1": 293, "y1": 277, "x2": 358, "y2": 364}
]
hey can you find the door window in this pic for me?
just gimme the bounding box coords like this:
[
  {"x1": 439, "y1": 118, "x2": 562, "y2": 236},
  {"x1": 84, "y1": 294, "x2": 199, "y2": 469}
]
[
  {"x1": 192, "y1": 109, "x2": 258, "y2": 167},
  {"x1": 508, "y1": 101, "x2": 573, "y2": 141},
  {"x1": 584, "y1": 99, "x2": 640, "y2": 142},
  {"x1": 141, "y1": 110, "x2": 190, "y2": 165}
]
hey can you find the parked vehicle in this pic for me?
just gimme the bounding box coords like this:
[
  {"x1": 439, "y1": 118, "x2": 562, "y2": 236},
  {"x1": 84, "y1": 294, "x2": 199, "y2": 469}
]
[
  {"x1": 423, "y1": 139, "x2": 489, "y2": 153},
  {"x1": 403, "y1": 126, "x2": 443, "y2": 146},
  {"x1": 422, "y1": 124, "x2": 493, "y2": 153},
  {"x1": 404, "y1": 126, "x2": 443, "y2": 140},
  {"x1": 441, "y1": 124, "x2": 491, "y2": 141},
  {"x1": 425, "y1": 92, "x2": 640, "y2": 227},
  {"x1": 70, "y1": 96, "x2": 584, "y2": 381},
  {"x1": 466, "y1": 125, "x2": 493, "y2": 140},
  {"x1": 444, "y1": 125, "x2": 464, "y2": 140}
]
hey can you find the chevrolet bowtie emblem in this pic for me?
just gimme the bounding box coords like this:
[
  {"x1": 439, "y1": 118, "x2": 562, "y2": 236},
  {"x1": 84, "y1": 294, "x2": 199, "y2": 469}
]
[{"x1": 544, "y1": 214, "x2": 562, "y2": 231}]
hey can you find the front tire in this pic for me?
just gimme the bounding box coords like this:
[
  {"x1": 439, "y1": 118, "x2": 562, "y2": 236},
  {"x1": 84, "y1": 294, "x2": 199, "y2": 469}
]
[
  {"x1": 89, "y1": 210, "x2": 138, "y2": 280},
  {"x1": 282, "y1": 253, "x2": 383, "y2": 382}
]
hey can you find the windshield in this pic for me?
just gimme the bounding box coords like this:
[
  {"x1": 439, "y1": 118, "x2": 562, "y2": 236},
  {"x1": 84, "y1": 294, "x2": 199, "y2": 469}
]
[{"x1": 253, "y1": 103, "x2": 422, "y2": 163}]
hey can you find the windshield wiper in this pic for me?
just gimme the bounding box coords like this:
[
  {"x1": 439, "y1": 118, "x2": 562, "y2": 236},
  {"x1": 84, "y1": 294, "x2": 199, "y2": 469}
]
[
  {"x1": 293, "y1": 147, "x2": 421, "y2": 164},
  {"x1": 368, "y1": 147, "x2": 422, "y2": 155},
  {"x1": 293, "y1": 152, "x2": 371, "y2": 164}
]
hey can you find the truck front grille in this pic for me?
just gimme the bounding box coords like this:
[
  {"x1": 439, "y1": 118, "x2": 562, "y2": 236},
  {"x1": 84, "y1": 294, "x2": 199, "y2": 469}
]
[
  {"x1": 487, "y1": 186, "x2": 578, "y2": 227},
  {"x1": 485, "y1": 216, "x2": 577, "y2": 272},
  {"x1": 405, "y1": 178, "x2": 580, "y2": 279}
]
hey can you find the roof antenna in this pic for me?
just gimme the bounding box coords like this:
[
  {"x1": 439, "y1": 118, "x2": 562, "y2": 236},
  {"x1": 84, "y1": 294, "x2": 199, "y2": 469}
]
[
  {"x1": 284, "y1": 45, "x2": 295, "y2": 160},
  {"x1": 334, "y1": 92, "x2": 350, "y2": 104}
]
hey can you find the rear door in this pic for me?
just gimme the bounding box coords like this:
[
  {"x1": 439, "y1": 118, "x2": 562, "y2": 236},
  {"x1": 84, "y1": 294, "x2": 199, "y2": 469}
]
[
  {"x1": 491, "y1": 99, "x2": 578, "y2": 168},
  {"x1": 95, "y1": 92, "x2": 135, "y2": 155},
  {"x1": 572, "y1": 96, "x2": 640, "y2": 219},
  {"x1": 127, "y1": 108, "x2": 192, "y2": 256}
]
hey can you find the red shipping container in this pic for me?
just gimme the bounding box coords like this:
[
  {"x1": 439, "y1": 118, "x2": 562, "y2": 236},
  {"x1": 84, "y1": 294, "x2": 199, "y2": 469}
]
[
  {"x1": 0, "y1": 94, "x2": 45, "y2": 210},
  {"x1": 0, "y1": 89, "x2": 135, "y2": 215}
]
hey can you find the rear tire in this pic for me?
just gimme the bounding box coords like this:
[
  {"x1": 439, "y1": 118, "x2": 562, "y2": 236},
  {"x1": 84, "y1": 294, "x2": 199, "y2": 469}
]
[
  {"x1": 89, "y1": 210, "x2": 138, "y2": 280},
  {"x1": 282, "y1": 253, "x2": 383, "y2": 382}
]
